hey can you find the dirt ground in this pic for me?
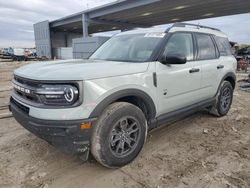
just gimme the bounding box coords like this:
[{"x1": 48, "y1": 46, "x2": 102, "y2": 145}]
[{"x1": 0, "y1": 61, "x2": 250, "y2": 188}]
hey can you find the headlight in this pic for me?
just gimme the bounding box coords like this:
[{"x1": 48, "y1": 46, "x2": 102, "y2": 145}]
[
  {"x1": 36, "y1": 84, "x2": 79, "y2": 106},
  {"x1": 64, "y1": 87, "x2": 77, "y2": 102}
]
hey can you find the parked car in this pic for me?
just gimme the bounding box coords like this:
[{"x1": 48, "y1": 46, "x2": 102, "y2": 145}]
[
  {"x1": 12, "y1": 48, "x2": 26, "y2": 61},
  {"x1": 24, "y1": 48, "x2": 37, "y2": 57},
  {"x1": 10, "y1": 23, "x2": 237, "y2": 168},
  {"x1": 1, "y1": 48, "x2": 9, "y2": 55},
  {"x1": 7, "y1": 47, "x2": 14, "y2": 56}
]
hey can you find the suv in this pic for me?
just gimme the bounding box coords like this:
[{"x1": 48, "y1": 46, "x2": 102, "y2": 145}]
[{"x1": 10, "y1": 23, "x2": 236, "y2": 168}]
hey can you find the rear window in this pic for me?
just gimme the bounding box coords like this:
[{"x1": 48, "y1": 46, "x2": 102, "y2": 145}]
[
  {"x1": 215, "y1": 36, "x2": 232, "y2": 56},
  {"x1": 196, "y1": 34, "x2": 217, "y2": 60}
]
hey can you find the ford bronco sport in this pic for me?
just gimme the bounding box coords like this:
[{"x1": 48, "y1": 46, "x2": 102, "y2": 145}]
[{"x1": 10, "y1": 23, "x2": 236, "y2": 168}]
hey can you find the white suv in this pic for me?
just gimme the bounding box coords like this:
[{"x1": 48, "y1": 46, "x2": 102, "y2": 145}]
[{"x1": 10, "y1": 23, "x2": 237, "y2": 168}]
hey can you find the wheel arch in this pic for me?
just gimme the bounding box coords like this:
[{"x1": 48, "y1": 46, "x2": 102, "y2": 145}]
[
  {"x1": 216, "y1": 72, "x2": 236, "y2": 96},
  {"x1": 89, "y1": 89, "x2": 156, "y2": 121},
  {"x1": 224, "y1": 74, "x2": 236, "y2": 89}
]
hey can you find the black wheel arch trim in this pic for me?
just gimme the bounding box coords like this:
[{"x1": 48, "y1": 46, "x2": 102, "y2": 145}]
[
  {"x1": 216, "y1": 72, "x2": 236, "y2": 96},
  {"x1": 89, "y1": 89, "x2": 156, "y2": 120}
]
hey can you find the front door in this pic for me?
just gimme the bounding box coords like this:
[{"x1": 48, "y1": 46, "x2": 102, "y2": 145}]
[{"x1": 156, "y1": 32, "x2": 202, "y2": 116}]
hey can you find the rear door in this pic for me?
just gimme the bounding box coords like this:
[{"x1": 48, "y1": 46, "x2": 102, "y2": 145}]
[
  {"x1": 194, "y1": 33, "x2": 221, "y2": 99},
  {"x1": 156, "y1": 32, "x2": 203, "y2": 115}
]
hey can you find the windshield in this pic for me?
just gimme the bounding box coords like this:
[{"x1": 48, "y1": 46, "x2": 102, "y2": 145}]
[{"x1": 89, "y1": 34, "x2": 164, "y2": 62}]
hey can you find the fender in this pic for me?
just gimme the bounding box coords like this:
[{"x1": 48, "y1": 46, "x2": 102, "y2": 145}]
[{"x1": 89, "y1": 89, "x2": 156, "y2": 120}]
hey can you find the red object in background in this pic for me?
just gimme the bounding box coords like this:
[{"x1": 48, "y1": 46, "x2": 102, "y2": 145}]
[{"x1": 237, "y1": 58, "x2": 249, "y2": 72}]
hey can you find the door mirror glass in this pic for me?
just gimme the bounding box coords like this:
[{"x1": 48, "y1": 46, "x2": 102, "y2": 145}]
[{"x1": 161, "y1": 54, "x2": 187, "y2": 64}]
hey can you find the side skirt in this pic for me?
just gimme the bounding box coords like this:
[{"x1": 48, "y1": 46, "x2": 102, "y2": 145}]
[{"x1": 148, "y1": 98, "x2": 216, "y2": 130}]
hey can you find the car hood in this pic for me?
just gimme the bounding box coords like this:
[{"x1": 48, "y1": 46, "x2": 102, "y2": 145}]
[{"x1": 14, "y1": 59, "x2": 150, "y2": 81}]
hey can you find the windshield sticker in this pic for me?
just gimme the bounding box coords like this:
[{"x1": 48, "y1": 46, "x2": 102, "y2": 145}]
[{"x1": 144, "y1": 33, "x2": 166, "y2": 38}]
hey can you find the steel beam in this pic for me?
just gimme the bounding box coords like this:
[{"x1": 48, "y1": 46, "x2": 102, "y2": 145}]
[
  {"x1": 82, "y1": 14, "x2": 89, "y2": 38},
  {"x1": 89, "y1": 18, "x2": 150, "y2": 28},
  {"x1": 50, "y1": 16, "x2": 81, "y2": 28}
]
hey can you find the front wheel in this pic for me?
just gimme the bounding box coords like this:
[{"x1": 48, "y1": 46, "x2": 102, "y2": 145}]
[
  {"x1": 91, "y1": 102, "x2": 147, "y2": 168},
  {"x1": 209, "y1": 81, "x2": 233, "y2": 117}
]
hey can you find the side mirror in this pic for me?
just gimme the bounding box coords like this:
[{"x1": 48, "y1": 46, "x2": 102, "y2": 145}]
[{"x1": 161, "y1": 54, "x2": 187, "y2": 65}]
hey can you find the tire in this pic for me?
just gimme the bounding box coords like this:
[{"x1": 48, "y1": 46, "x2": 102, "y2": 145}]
[
  {"x1": 209, "y1": 81, "x2": 233, "y2": 117},
  {"x1": 91, "y1": 102, "x2": 147, "y2": 168},
  {"x1": 13, "y1": 56, "x2": 17, "y2": 61}
]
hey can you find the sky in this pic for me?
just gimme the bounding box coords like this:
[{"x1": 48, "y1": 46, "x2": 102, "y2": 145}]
[{"x1": 0, "y1": 0, "x2": 250, "y2": 48}]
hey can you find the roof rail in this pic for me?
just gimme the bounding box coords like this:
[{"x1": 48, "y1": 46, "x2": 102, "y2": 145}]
[{"x1": 171, "y1": 22, "x2": 221, "y2": 31}]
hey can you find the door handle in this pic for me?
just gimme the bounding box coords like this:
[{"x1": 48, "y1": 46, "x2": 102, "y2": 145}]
[
  {"x1": 189, "y1": 68, "x2": 200, "y2": 73},
  {"x1": 217, "y1": 65, "x2": 224, "y2": 69}
]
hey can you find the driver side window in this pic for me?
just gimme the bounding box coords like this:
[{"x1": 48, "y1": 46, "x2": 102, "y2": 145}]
[{"x1": 163, "y1": 33, "x2": 194, "y2": 61}]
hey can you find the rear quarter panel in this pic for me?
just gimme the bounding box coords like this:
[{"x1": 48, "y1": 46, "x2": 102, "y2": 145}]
[{"x1": 215, "y1": 55, "x2": 237, "y2": 92}]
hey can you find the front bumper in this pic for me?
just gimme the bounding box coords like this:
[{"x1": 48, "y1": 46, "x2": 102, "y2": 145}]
[{"x1": 9, "y1": 97, "x2": 96, "y2": 160}]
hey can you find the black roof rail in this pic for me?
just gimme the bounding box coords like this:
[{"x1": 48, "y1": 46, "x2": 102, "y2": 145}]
[{"x1": 171, "y1": 22, "x2": 221, "y2": 31}]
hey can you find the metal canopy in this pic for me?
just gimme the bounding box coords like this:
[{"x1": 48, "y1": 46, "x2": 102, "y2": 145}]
[{"x1": 49, "y1": 0, "x2": 250, "y2": 35}]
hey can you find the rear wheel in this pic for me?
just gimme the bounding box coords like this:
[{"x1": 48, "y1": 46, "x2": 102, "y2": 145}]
[
  {"x1": 209, "y1": 81, "x2": 233, "y2": 117},
  {"x1": 91, "y1": 102, "x2": 147, "y2": 168}
]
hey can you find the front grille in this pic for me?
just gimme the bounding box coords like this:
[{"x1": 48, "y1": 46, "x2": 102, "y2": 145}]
[
  {"x1": 12, "y1": 75, "x2": 81, "y2": 108},
  {"x1": 14, "y1": 76, "x2": 39, "y2": 88},
  {"x1": 11, "y1": 97, "x2": 30, "y2": 114},
  {"x1": 13, "y1": 75, "x2": 40, "y2": 103}
]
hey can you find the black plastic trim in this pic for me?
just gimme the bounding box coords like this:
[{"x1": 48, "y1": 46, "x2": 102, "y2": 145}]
[
  {"x1": 153, "y1": 72, "x2": 157, "y2": 87},
  {"x1": 89, "y1": 89, "x2": 156, "y2": 120},
  {"x1": 149, "y1": 98, "x2": 216, "y2": 130},
  {"x1": 192, "y1": 32, "x2": 199, "y2": 60},
  {"x1": 216, "y1": 72, "x2": 236, "y2": 94},
  {"x1": 150, "y1": 33, "x2": 170, "y2": 61},
  {"x1": 10, "y1": 97, "x2": 96, "y2": 157},
  {"x1": 211, "y1": 35, "x2": 220, "y2": 58}
]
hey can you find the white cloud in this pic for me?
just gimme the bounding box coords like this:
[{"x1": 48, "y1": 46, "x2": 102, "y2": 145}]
[
  {"x1": 0, "y1": 0, "x2": 116, "y2": 47},
  {"x1": 18, "y1": 29, "x2": 34, "y2": 33},
  {"x1": 187, "y1": 13, "x2": 250, "y2": 44}
]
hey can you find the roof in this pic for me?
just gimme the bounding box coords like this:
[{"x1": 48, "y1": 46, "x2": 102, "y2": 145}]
[
  {"x1": 168, "y1": 24, "x2": 227, "y2": 38},
  {"x1": 49, "y1": 0, "x2": 250, "y2": 34},
  {"x1": 116, "y1": 27, "x2": 167, "y2": 35},
  {"x1": 115, "y1": 23, "x2": 227, "y2": 38}
]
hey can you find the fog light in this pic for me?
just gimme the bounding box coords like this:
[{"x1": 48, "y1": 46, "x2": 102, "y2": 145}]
[{"x1": 80, "y1": 122, "x2": 92, "y2": 130}]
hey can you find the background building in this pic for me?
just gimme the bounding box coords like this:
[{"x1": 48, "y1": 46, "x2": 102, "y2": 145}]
[{"x1": 34, "y1": 0, "x2": 250, "y2": 59}]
